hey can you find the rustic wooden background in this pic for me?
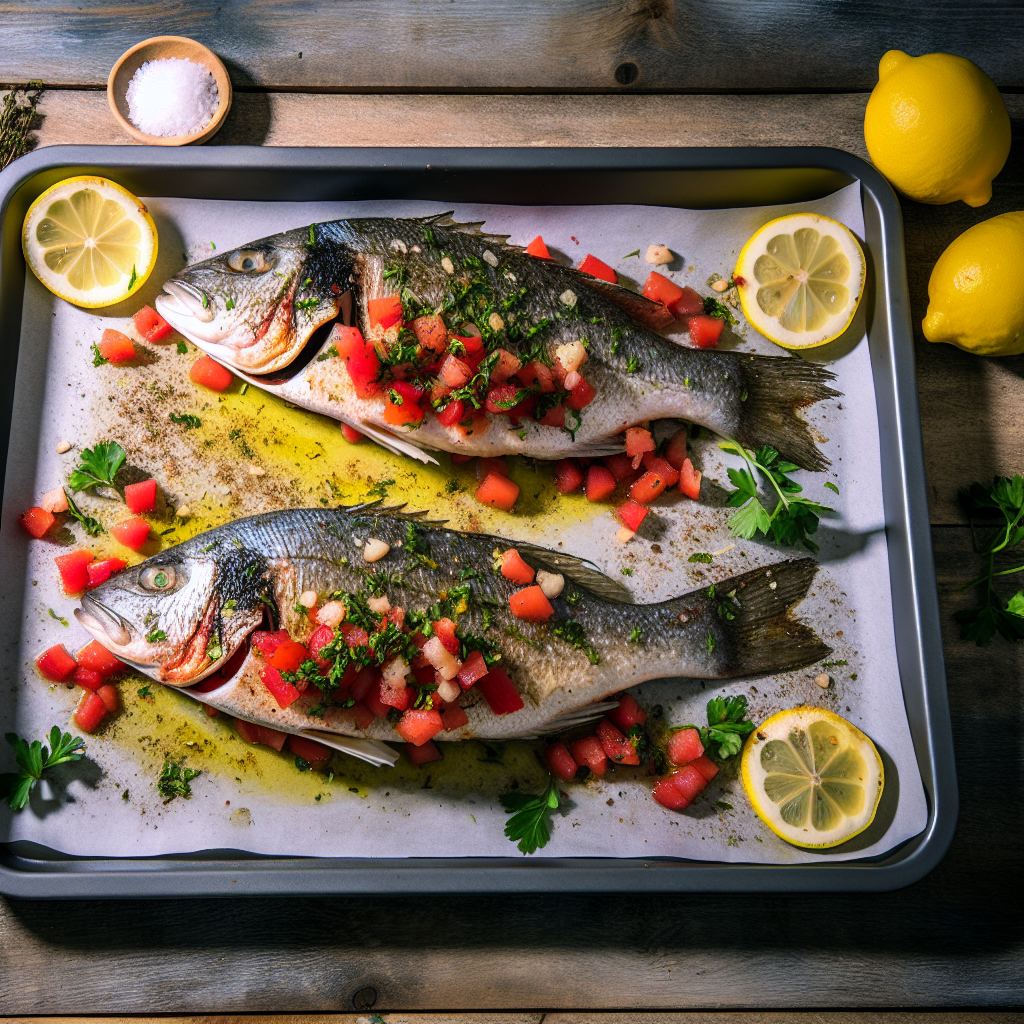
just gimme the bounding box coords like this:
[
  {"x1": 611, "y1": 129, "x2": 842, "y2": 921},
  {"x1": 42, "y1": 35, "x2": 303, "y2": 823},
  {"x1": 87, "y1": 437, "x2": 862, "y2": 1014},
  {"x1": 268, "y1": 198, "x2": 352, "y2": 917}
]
[{"x1": 0, "y1": 0, "x2": 1022, "y2": 1014}]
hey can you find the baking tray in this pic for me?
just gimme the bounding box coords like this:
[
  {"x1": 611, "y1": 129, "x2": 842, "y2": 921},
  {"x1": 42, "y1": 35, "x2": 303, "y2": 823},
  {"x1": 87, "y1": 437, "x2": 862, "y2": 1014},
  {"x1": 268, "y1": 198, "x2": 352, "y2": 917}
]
[{"x1": 0, "y1": 145, "x2": 956, "y2": 896}]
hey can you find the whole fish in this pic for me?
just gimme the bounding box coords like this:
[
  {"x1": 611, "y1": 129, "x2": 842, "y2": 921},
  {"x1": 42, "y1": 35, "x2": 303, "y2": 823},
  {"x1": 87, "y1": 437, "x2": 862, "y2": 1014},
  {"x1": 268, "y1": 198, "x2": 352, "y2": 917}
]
[
  {"x1": 75, "y1": 505, "x2": 829, "y2": 767},
  {"x1": 155, "y1": 214, "x2": 839, "y2": 470}
]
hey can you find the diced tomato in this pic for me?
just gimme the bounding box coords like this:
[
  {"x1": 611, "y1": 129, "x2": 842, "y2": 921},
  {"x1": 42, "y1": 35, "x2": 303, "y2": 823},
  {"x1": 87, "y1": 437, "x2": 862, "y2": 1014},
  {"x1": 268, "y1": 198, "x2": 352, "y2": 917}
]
[
  {"x1": 189, "y1": 356, "x2": 233, "y2": 392},
  {"x1": 553, "y1": 459, "x2": 584, "y2": 494},
  {"x1": 384, "y1": 393, "x2": 424, "y2": 426},
  {"x1": 379, "y1": 678, "x2": 411, "y2": 711},
  {"x1": 340, "y1": 622, "x2": 370, "y2": 649},
  {"x1": 55, "y1": 549, "x2": 95, "y2": 593},
  {"x1": 669, "y1": 286, "x2": 703, "y2": 319},
  {"x1": 615, "y1": 499, "x2": 649, "y2": 533},
  {"x1": 391, "y1": 379, "x2": 424, "y2": 404},
  {"x1": 642, "y1": 271, "x2": 684, "y2": 309},
  {"x1": 652, "y1": 764, "x2": 708, "y2": 810},
  {"x1": 488, "y1": 348, "x2": 522, "y2": 383},
  {"x1": 525, "y1": 235, "x2": 552, "y2": 260},
  {"x1": 235, "y1": 719, "x2": 260, "y2": 744},
  {"x1": 333, "y1": 324, "x2": 381, "y2": 399},
  {"x1": 260, "y1": 665, "x2": 300, "y2": 709},
  {"x1": 539, "y1": 404, "x2": 566, "y2": 428},
  {"x1": 97, "y1": 683, "x2": 120, "y2": 714},
  {"x1": 37, "y1": 644, "x2": 77, "y2": 682},
  {"x1": 124, "y1": 478, "x2": 158, "y2": 514},
  {"x1": 86, "y1": 558, "x2": 126, "y2": 587},
  {"x1": 111, "y1": 517, "x2": 150, "y2": 551},
  {"x1": 341, "y1": 423, "x2": 363, "y2": 443},
  {"x1": 454, "y1": 332, "x2": 485, "y2": 357},
  {"x1": 348, "y1": 701, "x2": 376, "y2": 731},
  {"x1": 625, "y1": 426, "x2": 655, "y2": 457},
  {"x1": 499, "y1": 548, "x2": 535, "y2": 585},
  {"x1": 667, "y1": 728, "x2": 706, "y2": 765},
  {"x1": 605, "y1": 693, "x2": 647, "y2": 731},
  {"x1": 585, "y1": 464, "x2": 616, "y2": 503},
  {"x1": 641, "y1": 453, "x2": 680, "y2": 487},
  {"x1": 437, "y1": 399, "x2": 464, "y2": 428},
  {"x1": 687, "y1": 314, "x2": 725, "y2": 349},
  {"x1": 251, "y1": 629, "x2": 290, "y2": 659},
  {"x1": 485, "y1": 384, "x2": 521, "y2": 416},
  {"x1": 409, "y1": 314, "x2": 448, "y2": 356},
  {"x1": 133, "y1": 304, "x2": 174, "y2": 342},
  {"x1": 509, "y1": 585, "x2": 554, "y2": 622},
  {"x1": 629, "y1": 470, "x2": 669, "y2": 505},
  {"x1": 596, "y1": 718, "x2": 641, "y2": 765},
  {"x1": 76, "y1": 640, "x2": 125, "y2": 677},
  {"x1": 474, "y1": 666, "x2": 525, "y2": 715},
  {"x1": 268, "y1": 639, "x2": 310, "y2": 673},
  {"x1": 98, "y1": 328, "x2": 136, "y2": 363},
  {"x1": 476, "y1": 456, "x2": 509, "y2": 480},
  {"x1": 307, "y1": 625, "x2": 334, "y2": 662},
  {"x1": 406, "y1": 738, "x2": 444, "y2": 765},
  {"x1": 74, "y1": 691, "x2": 107, "y2": 733},
  {"x1": 517, "y1": 360, "x2": 556, "y2": 393},
  {"x1": 363, "y1": 683, "x2": 391, "y2": 719},
  {"x1": 665, "y1": 428, "x2": 688, "y2": 471},
  {"x1": 570, "y1": 735, "x2": 609, "y2": 777},
  {"x1": 255, "y1": 725, "x2": 288, "y2": 751},
  {"x1": 367, "y1": 295, "x2": 404, "y2": 332},
  {"x1": 565, "y1": 376, "x2": 596, "y2": 410},
  {"x1": 72, "y1": 666, "x2": 104, "y2": 691},
  {"x1": 544, "y1": 741, "x2": 579, "y2": 782},
  {"x1": 476, "y1": 471, "x2": 519, "y2": 512},
  {"x1": 439, "y1": 701, "x2": 470, "y2": 731},
  {"x1": 456, "y1": 650, "x2": 489, "y2": 690},
  {"x1": 438, "y1": 353, "x2": 473, "y2": 388},
  {"x1": 679, "y1": 458, "x2": 702, "y2": 500},
  {"x1": 578, "y1": 253, "x2": 617, "y2": 283},
  {"x1": 690, "y1": 753, "x2": 720, "y2": 783},
  {"x1": 456, "y1": 410, "x2": 490, "y2": 438},
  {"x1": 395, "y1": 708, "x2": 444, "y2": 746},
  {"x1": 20, "y1": 506, "x2": 56, "y2": 538},
  {"x1": 288, "y1": 734, "x2": 333, "y2": 765},
  {"x1": 603, "y1": 453, "x2": 637, "y2": 483}
]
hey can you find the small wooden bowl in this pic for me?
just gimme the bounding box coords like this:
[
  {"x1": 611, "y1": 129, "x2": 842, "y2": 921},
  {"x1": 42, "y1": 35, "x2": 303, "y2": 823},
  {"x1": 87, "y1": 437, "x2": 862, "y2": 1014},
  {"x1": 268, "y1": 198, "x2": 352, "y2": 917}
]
[{"x1": 107, "y1": 36, "x2": 232, "y2": 146}]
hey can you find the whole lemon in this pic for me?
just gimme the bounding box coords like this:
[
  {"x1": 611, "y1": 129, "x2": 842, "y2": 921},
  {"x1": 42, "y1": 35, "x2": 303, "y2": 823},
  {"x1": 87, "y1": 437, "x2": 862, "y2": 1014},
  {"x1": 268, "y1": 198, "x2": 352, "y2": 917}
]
[
  {"x1": 864, "y1": 50, "x2": 1010, "y2": 207},
  {"x1": 923, "y1": 211, "x2": 1024, "y2": 357}
]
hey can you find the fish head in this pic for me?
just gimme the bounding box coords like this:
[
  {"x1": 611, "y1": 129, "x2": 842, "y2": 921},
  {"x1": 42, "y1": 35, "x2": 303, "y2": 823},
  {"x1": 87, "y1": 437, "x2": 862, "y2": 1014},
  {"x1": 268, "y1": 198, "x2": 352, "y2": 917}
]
[
  {"x1": 155, "y1": 225, "x2": 350, "y2": 375},
  {"x1": 74, "y1": 543, "x2": 269, "y2": 686}
]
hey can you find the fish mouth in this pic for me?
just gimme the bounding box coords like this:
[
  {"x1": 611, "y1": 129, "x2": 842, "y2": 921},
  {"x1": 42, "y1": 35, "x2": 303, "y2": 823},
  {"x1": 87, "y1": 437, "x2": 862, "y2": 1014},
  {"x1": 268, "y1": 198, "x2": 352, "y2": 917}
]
[
  {"x1": 74, "y1": 599, "x2": 156, "y2": 674},
  {"x1": 157, "y1": 279, "x2": 216, "y2": 323}
]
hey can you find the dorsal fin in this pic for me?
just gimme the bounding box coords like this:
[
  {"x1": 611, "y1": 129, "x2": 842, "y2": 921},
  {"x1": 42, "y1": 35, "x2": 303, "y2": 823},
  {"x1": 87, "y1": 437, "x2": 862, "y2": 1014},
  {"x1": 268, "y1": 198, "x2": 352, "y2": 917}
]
[
  {"x1": 566, "y1": 272, "x2": 676, "y2": 330},
  {"x1": 513, "y1": 542, "x2": 633, "y2": 603},
  {"x1": 419, "y1": 212, "x2": 520, "y2": 251}
]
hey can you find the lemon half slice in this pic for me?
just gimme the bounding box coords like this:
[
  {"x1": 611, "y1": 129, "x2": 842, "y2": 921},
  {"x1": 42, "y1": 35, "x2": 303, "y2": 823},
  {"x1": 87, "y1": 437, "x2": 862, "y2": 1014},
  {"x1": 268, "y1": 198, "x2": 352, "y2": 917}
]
[
  {"x1": 741, "y1": 706, "x2": 883, "y2": 849},
  {"x1": 734, "y1": 213, "x2": 865, "y2": 350},
  {"x1": 22, "y1": 176, "x2": 157, "y2": 308}
]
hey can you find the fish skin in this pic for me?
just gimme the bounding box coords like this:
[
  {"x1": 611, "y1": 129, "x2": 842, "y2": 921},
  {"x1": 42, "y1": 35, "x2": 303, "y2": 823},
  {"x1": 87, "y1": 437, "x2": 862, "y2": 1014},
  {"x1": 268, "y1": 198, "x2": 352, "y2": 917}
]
[
  {"x1": 156, "y1": 215, "x2": 839, "y2": 470},
  {"x1": 76, "y1": 506, "x2": 829, "y2": 748}
]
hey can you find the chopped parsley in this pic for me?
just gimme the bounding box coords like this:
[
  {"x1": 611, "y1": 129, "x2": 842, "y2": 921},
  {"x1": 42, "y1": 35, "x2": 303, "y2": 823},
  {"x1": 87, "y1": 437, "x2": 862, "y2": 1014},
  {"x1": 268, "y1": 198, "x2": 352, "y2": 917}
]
[
  {"x1": 90, "y1": 343, "x2": 108, "y2": 366},
  {"x1": 170, "y1": 412, "x2": 202, "y2": 429},
  {"x1": 64, "y1": 488, "x2": 103, "y2": 537},
  {"x1": 501, "y1": 777, "x2": 561, "y2": 854},
  {"x1": 176, "y1": 338, "x2": 188, "y2": 354},
  {"x1": 688, "y1": 552, "x2": 713, "y2": 564},
  {"x1": 48, "y1": 608, "x2": 68, "y2": 626},
  {"x1": 678, "y1": 694, "x2": 755, "y2": 761},
  {"x1": 552, "y1": 620, "x2": 601, "y2": 665},
  {"x1": 157, "y1": 760, "x2": 201, "y2": 803},
  {"x1": 146, "y1": 627, "x2": 167, "y2": 643},
  {"x1": 702, "y1": 295, "x2": 738, "y2": 325}
]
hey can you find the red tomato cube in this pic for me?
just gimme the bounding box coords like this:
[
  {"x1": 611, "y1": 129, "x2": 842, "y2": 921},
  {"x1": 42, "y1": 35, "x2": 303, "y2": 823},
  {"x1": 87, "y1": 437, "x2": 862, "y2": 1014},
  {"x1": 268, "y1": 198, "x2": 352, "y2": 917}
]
[
  {"x1": 624, "y1": 426, "x2": 655, "y2": 457},
  {"x1": 665, "y1": 428, "x2": 688, "y2": 470},
  {"x1": 432, "y1": 617, "x2": 460, "y2": 654},
  {"x1": 379, "y1": 679, "x2": 411, "y2": 711},
  {"x1": 437, "y1": 399, "x2": 464, "y2": 429},
  {"x1": 596, "y1": 718, "x2": 641, "y2": 765},
  {"x1": 363, "y1": 683, "x2": 391, "y2": 719},
  {"x1": 333, "y1": 324, "x2": 381, "y2": 399},
  {"x1": 384, "y1": 394, "x2": 424, "y2": 426},
  {"x1": 615, "y1": 499, "x2": 649, "y2": 533},
  {"x1": 499, "y1": 548, "x2": 535, "y2": 585},
  {"x1": 517, "y1": 361, "x2": 556, "y2": 393},
  {"x1": 268, "y1": 639, "x2": 310, "y2": 673},
  {"x1": 76, "y1": 640, "x2": 125, "y2": 677},
  {"x1": 287, "y1": 734, "x2": 334, "y2": 765},
  {"x1": 476, "y1": 457, "x2": 509, "y2": 481},
  {"x1": 553, "y1": 459, "x2": 584, "y2": 494},
  {"x1": 348, "y1": 701, "x2": 376, "y2": 731},
  {"x1": 55, "y1": 549, "x2": 95, "y2": 593},
  {"x1": 260, "y1": 665, "x2": 301, "y2": 709},
  {"x1": 20, "y1": 506, "x2": 56, "y2": 538},
  {"x1": 307, "y1": 625, "x2": 334, "y2": 662},
  {"x1": 641, "y1": 453, "x2": 680, "y2": 487},
  {"x1": 74, "y1": 691, "x2": 107, "y2": 732},
  {"x1": 629, "y1": 470, "x2": 669, "y2": 505},
  {"x1": 578, "y1": 254, "x2": 617, "y2": 283},
  {"x1": 406, "y1": 738, "x2": 444, "y2": 765},
  {"x1": 251, "y1": 629, "x2": 291, "y2": 659},
  {"x1": 539, "y1": 404, "x2": 566, "y2": 428},
  {"x1": 569, "y1": 735, "x2": 609, "y2": 777},
  {"x1": 235, "y1": 719, "x2": 261, "y2": 745},
  {"x1": 667, "y1": 727, "x2": 706, "y2": 765},
  {"x1": 366, "y1": 295, "x2": 403, "y2": 331},
  {"x1": 687, "y1": 314, "x2": 725, "y2": 349},
  {"x1": 189, "y1": 356, "x2": 233, "y2": 392},
  {"x1": 97, "y1": 683, "x2": 121, "y2": 714},
  {"x1": 509, "y1": 585, "x2": 555, "y2": 622},
  {"x1": 72, "y1": 666, "x2": 105, "y2": 691},
  {"x1": 395, "y1": 708, "x2": 444, "y2": 746},
  {"x1": 36, "y1": 644, "x2": 77, "y2": 682},
  {"x1": 409, "y1": 314, "x2": 449, "y2": 356},
  {"x1": 565, "y1": 376, "x2": 596, "y2": 411},
  {"x1": 341, "y1": 423, "x2": 363, "y2": 443},
  {"x1": 585, "y1": 464, "x2": 616, "y2": 502},
  {"x1": 98, "y1": 328, "x2": 136, "y2": 363},
  {"x1": 652, "y1": 764, "x2": 708, "y2": 810},
  {"x1": 255, "y1": 725, "x2": 288, "y2": 751},
  {"x1": 456, "y1": 650, "x2": 489, "y2": 690},
  {"x1": 474, "y1": 666, "x2": 525, "y2": 715},
  {"x1": 690, "y1": 754, "x2": 720, "y2": 783},
  {"x1": 603, "y1": 453, "x2": 637, "y2": 483},
  {"x1": 605, "y1": 693, "x2": 647, "y2": 731},
  {"x1": 668, "y1": 286, "x2": 703, "y2": 319},
  {"x1": 124, "y1": 478, "x2": 158, "y2": 513},
  {"x1": 476, "y1": 471, "x2": 520, "y2": 512},
  {"x1": 642, "y1": 271, "x2": 684, "y2": 308},
  {"x1": 86, "y1": 558, "x2": 127, "y2": 587},
  {"x1": 544, "y1": 740, "x2": 579, "y2": 781},
  {"x1": 679, "y1": 458, "x2": 702, "y2": 500},
  {"x1": 133, "y1": 305, "x2": 174, "y2": 342},
  {"x1": 525, "y1": 235, "x2": 552, "y2": 260},
  {"x1": 111, "y1": 516, "x2": 150, "y2": 551},
  {"x1": 439, "y1": 701, "x2": 470, "y2": 731}
]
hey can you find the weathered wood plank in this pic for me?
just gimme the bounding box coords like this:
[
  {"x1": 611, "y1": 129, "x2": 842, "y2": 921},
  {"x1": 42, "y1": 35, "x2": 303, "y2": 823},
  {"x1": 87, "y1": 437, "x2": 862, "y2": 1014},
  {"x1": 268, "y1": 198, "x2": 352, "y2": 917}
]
[
  {"x1": 1, "y1": 0, "x2": 1022, "y2": 91},
  {"x1": 0, "y1": 525, "x2": 1019, "y2": 1013}
]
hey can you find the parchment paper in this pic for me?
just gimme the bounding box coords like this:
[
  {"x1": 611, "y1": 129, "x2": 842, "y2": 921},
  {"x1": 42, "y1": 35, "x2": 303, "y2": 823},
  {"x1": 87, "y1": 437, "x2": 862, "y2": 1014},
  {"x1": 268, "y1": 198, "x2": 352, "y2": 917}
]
[{"x1": 0, "y1": 182, "x2": 929, "y2": 863}]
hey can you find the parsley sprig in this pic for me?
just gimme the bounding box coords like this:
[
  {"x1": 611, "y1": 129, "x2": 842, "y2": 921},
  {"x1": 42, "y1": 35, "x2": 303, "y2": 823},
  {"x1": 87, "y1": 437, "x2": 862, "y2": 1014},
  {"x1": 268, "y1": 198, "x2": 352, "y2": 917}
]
[
  {"x1": 67, "y1": 441, "x2": 126, "y2": 492},
  {"x1": 157, "y1": 759, "x2": 201, "y2": 803},
  {"x1": 501, "y1": 776, "x2": 561, "y2": 854},
  {"x1": 679, "y1": 695, "x2": 756, "y2": 761},
  {"x1": 1, "y1": 727, "x2": 85, "y2": 811},
  {"x1": 719, "y1": 440, "x2": 832, "y2": 553},
  {"x1": 63, "y1": 488, "x2": 103, "y2": 537},
  {"x1": 953, "y1": 474, "x2": 1024, "y2": 646}
]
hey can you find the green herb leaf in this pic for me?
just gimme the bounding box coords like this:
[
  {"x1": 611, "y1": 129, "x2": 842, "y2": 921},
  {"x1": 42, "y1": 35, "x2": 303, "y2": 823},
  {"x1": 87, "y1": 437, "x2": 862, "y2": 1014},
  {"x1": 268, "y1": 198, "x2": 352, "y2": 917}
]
[
  {"x1": 128, "y1": 264, "x2": 138, "y2": 290},
  {"x1": 702, "y1": 295, "x2": 738, "y2": 325},
  {"x1": 688, "y1": 552, "x2": 713, "y2": 564},
  {"x1": 157, "y1": 759, "x2": 200, "y2": 802},
  {"x1": 623, "y1": 249, "x2": 641, "y2": 258},
  {"x1": 90, "y1": 343, "x2": 109, "y2": 367},
  {"x1": 176, "y1": 338, "x2": 188, "y2": 354},
  {"x1": 170, "y1": 412, "x2": 202, "y2": 429},
  {"x1": 63, "y1": 488, "x2": 104, "y2": 537},
  {"x1": 67, "y1": 441, "x2": 126, "y2": 492},
  {"x1": 824, "y1": 481, "x2": 840, "y2": 495},
  {"x1": 500, "y1": 777, "x2": 560, "y2": 854},
  {"x1": 146, "y1": 627, "x2": 167, "y2": 643},
  {"x1": 48, "y1": 608, "x2": 69, "y2": 627},
  {"x1": 1, "y1": 727, "x2": 86, "y2": 811}
]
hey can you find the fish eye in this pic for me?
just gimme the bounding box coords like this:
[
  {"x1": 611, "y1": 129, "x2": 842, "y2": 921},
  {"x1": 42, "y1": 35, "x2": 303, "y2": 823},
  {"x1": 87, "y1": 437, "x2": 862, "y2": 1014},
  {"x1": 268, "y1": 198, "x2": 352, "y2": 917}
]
[
  {"x1": 140, "y1": 565, "x2": 177, "y2": 592},
  {"x1": 227, "y1": 249, "x2": 271, "y2": 274}
]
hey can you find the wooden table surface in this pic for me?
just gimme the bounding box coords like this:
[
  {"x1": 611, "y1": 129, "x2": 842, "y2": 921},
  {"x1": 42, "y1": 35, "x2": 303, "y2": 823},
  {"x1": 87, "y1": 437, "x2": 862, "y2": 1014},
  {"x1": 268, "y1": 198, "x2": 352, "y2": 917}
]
[{"x1": 1, "y1": 1, "x2": 1022, "y2": 1014}]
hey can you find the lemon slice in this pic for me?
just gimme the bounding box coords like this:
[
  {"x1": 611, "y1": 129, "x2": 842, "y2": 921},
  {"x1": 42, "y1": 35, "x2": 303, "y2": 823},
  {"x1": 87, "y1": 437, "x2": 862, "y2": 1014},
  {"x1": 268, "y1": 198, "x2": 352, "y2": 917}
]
[
  {"x1": 741, "y1": 706, "x2": 883, "y2": 849},
  {"x1": 22, "y1": 176, "x2": 157, "y2": 308},
  {"x1": 734, "y1": 213, "x2": 865, "y2": 350}
]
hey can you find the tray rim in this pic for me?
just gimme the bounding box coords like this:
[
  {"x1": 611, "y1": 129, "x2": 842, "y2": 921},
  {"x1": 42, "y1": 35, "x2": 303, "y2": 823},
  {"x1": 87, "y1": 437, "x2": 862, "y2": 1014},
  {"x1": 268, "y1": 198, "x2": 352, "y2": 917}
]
[{"x1": 0, "y1": 144, "x2": 957, "y2": 897}]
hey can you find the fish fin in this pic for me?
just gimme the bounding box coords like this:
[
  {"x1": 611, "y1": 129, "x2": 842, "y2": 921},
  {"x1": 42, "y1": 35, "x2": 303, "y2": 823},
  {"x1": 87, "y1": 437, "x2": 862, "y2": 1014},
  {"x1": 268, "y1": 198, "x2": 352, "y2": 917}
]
[
  {"x1": 568, "y1": 273, "x2": 676, "y2": 331},
  {"x1": 735, "y1": 355, "x2": 840, "y2": 471},
  {"x1": 300, "y1": 730, "x2": 400, "y2": 767},
  {"x1": 338, "y1": 501, "x2": 449, "y2": 528},
  {"x1": 567, "y1": 437, "x2": 626, "y2": 458},
  {"x1": 513, "y1": 543, "x2": 633, "y2": 603},
  {"x1": 536, "y1": 701, "x2": 621, "y2": 734},
  {"x1": 423, "y1": 213, "x2": 518, "y2": 250},
  {"x1": 354, "y1": 420, "x2": 440, "y2": 465},
  {"x1": 691, "y1": 558, "x2": 830, "y2": 675}
]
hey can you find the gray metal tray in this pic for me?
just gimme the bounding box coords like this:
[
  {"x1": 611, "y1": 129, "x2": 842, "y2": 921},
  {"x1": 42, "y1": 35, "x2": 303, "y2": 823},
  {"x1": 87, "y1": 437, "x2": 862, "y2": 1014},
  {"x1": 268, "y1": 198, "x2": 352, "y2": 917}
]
[{"x1": 0, "y1": 145, "x2": 956, "y2": 896}]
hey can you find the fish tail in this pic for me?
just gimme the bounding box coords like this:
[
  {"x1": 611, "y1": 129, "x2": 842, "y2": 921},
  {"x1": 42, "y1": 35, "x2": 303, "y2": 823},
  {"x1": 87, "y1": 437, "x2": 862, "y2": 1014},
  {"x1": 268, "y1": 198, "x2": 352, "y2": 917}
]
[
  {"x1": 699, "y1": 558, "x2": 830, "y2": 676},
  {"x1": 736, "y1": 356, "x2": 840, "y2": 471}
]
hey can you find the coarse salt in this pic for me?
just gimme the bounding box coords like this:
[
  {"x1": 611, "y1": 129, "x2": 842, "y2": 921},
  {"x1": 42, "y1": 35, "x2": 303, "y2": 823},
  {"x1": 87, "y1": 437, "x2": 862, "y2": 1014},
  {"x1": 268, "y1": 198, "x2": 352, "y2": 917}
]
[{"x1": 125, "y1": 58, "x2": 219, "y2": 138}]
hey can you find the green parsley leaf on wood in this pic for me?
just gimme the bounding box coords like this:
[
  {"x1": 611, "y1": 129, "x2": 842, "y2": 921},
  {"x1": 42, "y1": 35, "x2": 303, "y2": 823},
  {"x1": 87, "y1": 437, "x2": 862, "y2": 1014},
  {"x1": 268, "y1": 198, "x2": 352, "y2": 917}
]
[
  {"x1": 0, "y1": 727, "x2": 85, "y2": 811},
  {"x1": 501, "y1": 776, "x2": 560, "y2": 854}
]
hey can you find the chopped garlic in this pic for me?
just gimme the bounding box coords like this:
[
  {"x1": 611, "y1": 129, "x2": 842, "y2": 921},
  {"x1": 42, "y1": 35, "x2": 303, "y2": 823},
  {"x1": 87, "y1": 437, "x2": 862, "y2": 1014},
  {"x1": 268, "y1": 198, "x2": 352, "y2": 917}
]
[
  {"x1": 536, "y1": 570, "x2": 565, "y2": 599},
  {"x1": 711, "y1": 278, "x2": 730, "y2": 292},
  {"x1": 363, "y1": 537, "x2": 390, "y2": 562},
  {"x1": 645, "y1": 244, "x2": 672, "y2": 265},
  {"x1": 441, "y1": 256, "x2": 455, "y2": 275},
  {"x1": 382, "y1": 656, "x2": 409, "y2": 689},
  {"x1": 814, "y1": 673, "x2": 831, "y2": 689},
  {"x1": 247, "y1": 464, "x2": 266, "y2": 476},
  {"x1": 563, "y1": 370, "x2": 582, "y2": 391},
  {"x1": 483, "y1": 249, "x2": 499, "y2": 267},
  {"x1": 615, "y1": 527, "x2": 636, "y2": 543},
  {"x1": 437, "y1": 679, "x2": 460, "y2": 703},
  {"x1": 554, "y1": 340, "x2": 588, "y2": 374},
  {"x1": 390, "y1": 238, "x2": 408, "y2": 254},
  {"x1": 175, "y1": 505, "x2": 191, "y2": 518},
  {"x1": 316, "y1": 600, "x2": 346, "y2": 627},
  {"x1": 55, "y1": 440, "x2": 72, "y2": 454},
  {"x1": 39, "y1": 488, "x2": 68, "y2": 514},
  {"x1": 298, "y1": 590, "x2": 318, "y2": 608},
  {"x1": 460, "y1": 322, "x2": 482, "y2": 337},
  {"x1": 367, "y1": 594, "x2": 391, "y2": 615},
  {"x1": 488, "y1": 312, "x2": 505, "y2": 332},
  {"x1": 559, "y1": 289, "x2": 577, "y2": 308},
  {"x1": 422, "y1": 636, "x2": 460, "y2": 680}
]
